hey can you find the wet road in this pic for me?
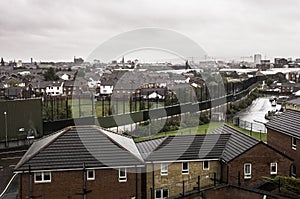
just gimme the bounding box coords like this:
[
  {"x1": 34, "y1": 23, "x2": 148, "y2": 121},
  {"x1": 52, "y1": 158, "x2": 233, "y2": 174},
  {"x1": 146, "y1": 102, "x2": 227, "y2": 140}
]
[{"x1": 235, "y1": 97, "x2": 281, "y2": 133}]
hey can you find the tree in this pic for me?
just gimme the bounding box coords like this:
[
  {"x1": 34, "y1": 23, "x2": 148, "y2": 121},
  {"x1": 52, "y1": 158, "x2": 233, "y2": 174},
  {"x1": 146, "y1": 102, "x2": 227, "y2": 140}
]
[
  {"x1": 7, "y1": 79, "x2": 19, "y2": 87},
  {"x1": 43, "y1": 67, "x2": 59, "y2": 81},
  {"x1": 1, "y1": 57, "x2": 4, "y2": 66},
  {"x1": 76, "y1": 69, "x2": 85, "y2": 78}
]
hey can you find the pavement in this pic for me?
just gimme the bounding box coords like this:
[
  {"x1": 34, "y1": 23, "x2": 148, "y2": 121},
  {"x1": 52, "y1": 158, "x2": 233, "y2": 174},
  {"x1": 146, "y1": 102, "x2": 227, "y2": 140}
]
[{"x1": 0, "y1": 146, "x2": 28, "y2": 199}]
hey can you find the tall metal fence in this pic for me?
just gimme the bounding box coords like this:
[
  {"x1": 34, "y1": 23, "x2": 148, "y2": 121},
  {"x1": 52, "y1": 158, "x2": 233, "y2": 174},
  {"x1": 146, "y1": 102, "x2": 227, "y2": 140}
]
[{"x1": 42, "y1": 76, "x2": 264, "y2": 134}]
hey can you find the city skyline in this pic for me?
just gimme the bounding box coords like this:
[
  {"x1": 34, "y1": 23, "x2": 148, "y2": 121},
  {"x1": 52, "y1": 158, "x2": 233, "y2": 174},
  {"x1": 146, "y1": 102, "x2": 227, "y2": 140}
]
[{"x1": 1, "y1": 0, "x2": 300, "y2": 62}]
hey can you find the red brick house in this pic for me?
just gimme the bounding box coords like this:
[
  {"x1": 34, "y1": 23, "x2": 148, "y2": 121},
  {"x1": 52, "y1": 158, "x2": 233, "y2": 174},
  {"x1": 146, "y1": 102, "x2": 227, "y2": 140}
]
[
  {"x1": 14, "y1": 126, "x2": 145, "y2": 199},
  {"x1": 266, "y1": 109, "x2": 300, "y2": 178},
  {"x1": 211, "y1": 125, "x2": 293, "y2": 187}
]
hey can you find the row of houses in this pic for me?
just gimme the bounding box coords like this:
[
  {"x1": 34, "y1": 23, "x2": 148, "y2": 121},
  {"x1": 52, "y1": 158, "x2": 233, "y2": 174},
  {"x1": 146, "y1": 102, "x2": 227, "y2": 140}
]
[{"x1": 14, "y1": 124, "x2": 295, "y2": 199}]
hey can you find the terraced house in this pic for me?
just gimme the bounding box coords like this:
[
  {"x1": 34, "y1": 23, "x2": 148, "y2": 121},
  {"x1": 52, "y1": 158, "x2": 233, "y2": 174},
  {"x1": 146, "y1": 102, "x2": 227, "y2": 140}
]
[
  {"x1": 266, "y1": 109, "x2": 300, "y2": 178},
  {"x1": 136, "y1": 134, "x2": 230, "y2": 199},
  {"x1": 14, "y1": 124, "x2": 294, "y2": 199}
]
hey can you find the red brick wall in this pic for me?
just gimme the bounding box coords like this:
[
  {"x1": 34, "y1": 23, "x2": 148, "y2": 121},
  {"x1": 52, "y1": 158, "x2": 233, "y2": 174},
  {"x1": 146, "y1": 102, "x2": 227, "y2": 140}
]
[
  {"x1": 19, "y1": 167, "x2": 142, "y2": 199},
  {"x1": 267, "y1": 129, "x2": 299, "y2": 177},
  {"x1": 223, "y1": 143, "x2": 292, "y2": 187}
]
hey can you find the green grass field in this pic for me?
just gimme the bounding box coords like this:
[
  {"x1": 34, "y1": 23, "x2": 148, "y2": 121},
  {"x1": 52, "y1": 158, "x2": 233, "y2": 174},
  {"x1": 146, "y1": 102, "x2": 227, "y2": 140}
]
[
  {"x1": 134, "y1": 122, "x2": 267, "y2": 142},
  {"x1": 70, "y1": 99, "x2": 165, "y2": 117}
]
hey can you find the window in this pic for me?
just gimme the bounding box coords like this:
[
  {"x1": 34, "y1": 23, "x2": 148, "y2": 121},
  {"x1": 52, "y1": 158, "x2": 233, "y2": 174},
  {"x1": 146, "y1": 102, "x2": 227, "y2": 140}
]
[
  {"x1": 291, "y1": 164, "x2": 296, "y2": 178},
  {"x1": 270, "y1": 163, "x2": 277, "y2": 175},
  {"x1": 87, "y1": 169, "x2": 95, "y2": 180},
  {"x1": 292, "y1": 137, "x2": 297, "y2": 150},
  {"x1": 119, "y1": 168, "x2": 127, "y2": 182},
  {"x1": 155, "y1": 189, "x2": 169, "y2": 199},
  {"x1": 203, "y1": 161, "x2": 210, "y2": 170},
  {"x1": 34, "y1": 172, "x2": 51, "y2": 183},
  {"x1": 161, "y1": 163, "x2": 168, "y2": 176},
  {"x1": 182, "y1": 162, "x2": 189, "y2": 174},
  {"x1": 244, "y1": 163, "x2": 251, "y2": 179}
]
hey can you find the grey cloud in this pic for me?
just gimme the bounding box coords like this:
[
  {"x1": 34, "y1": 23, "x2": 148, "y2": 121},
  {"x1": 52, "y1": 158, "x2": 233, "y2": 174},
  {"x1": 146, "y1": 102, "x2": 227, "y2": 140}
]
[{"x1": 0, "y1": 0, "x2": 300, "y2": 61}]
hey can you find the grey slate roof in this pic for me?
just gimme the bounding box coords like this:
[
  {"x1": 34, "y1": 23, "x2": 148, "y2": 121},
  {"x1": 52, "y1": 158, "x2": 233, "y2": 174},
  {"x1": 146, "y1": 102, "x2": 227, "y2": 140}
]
[
  {"x1": 286, "y1": 98, "x2": 300, "y2": 106},
  {"x1": 15, "y1": 126, "x2": 144, "y2": 172},
  {"x1": 210, "y1": 125, "x2": 259, "y2": 163},
  {"x1": 142, "y1": 134, "x2": 231, "y2": 162},
  {"x1": 266, "y1": 109, "x2": 300, "y2": 139},
  {"x1": 136, "y1": 137, "x2": 168, "y2": 159}
]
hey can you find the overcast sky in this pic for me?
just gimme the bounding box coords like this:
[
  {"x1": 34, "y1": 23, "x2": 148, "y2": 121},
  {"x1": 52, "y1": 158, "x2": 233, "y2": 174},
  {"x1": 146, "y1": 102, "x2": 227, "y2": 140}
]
[{"x1": 0, "y1": 0, "x2": 300, "y2": 62}]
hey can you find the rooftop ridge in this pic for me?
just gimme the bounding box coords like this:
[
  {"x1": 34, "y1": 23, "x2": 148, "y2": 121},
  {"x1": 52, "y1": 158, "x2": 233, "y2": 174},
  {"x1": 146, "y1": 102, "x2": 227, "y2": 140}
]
[
  {"x1": 15, "y1": 127, "x2": 72, "y2": 170},
  {"x1": 94, "y1": 127, "x2": 144, "y2": 163}
]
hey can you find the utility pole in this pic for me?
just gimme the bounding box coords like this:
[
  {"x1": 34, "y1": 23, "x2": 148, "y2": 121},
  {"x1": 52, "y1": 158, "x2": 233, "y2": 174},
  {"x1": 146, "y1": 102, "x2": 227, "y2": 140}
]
[{"x1": 4, "y1": 112, "x2": 7, "y2": 147}]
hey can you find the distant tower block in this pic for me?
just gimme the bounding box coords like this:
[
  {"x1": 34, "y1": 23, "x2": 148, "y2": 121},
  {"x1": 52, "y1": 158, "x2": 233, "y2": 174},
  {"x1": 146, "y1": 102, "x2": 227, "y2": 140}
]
[{"x1": 254, "y1": 54, "x2": 262, "y2": 65}]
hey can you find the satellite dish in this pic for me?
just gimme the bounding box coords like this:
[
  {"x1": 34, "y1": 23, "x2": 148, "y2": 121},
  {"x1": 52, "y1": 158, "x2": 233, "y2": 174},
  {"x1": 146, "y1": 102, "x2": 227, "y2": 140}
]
[{"x1": 27, "y1": 128, "x2": 37, "y2": 139}]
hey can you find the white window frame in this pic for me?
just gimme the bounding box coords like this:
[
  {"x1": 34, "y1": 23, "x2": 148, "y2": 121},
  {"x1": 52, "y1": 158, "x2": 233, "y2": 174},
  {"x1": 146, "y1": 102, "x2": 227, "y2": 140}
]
[
  {"x1": 161, "y1": 163, "x2": 168, "y2": 176},
  {"x1": 155, "y1": 189, "x2": 169, "y2": 199},
  {"x1": 119, "y1": 168, "x2": 127, "y2": 182},
  {"x1": 34, "y1": 171, "x2": 51, "y2": 183},
  {"x1": 244, "y1": 163, "x2": 252, "y2": 179},
  {"x1": 292, "y1": 136, "x2": 297, "y2": 150},
  {"x1": 87, "y1": 169, "x2": 95, "y2": 180},
  {"x1": 203, "y1": 161, "x2": 210, "y2": 170},
  {"x1": 182, "y1": 162, "x2": 189, "y2": 174},
  {"x1": 270, "y1": 163, "x2": 277, "y2": 175}
]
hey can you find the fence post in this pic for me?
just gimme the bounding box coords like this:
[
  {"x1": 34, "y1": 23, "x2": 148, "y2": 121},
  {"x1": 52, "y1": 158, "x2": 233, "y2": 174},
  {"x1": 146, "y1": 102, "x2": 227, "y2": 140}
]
[
  {"x1": 66, "y1": 98, "x2": 69, "y2": 119},
  {"x1": 78, "y1": 95, "x2": 81, "y2": 117},
  {"x1": 238, "y1": 171, "x2": 241, "y2": 186},
  {"x1": 182, "y1": 180, "x2": 185, "y2": 196},
  {"x1": 102, "y1": 97, "x2": 104, "y2": 116},
  {"x1": 226, "y1": 166, "x2": 229, "y2": 184},
  {"x1": 278, "y1": 178, "x2": 281, "y2": 193},
  {"x1": 214, "y1": 172, "x2": 216, "y2": 186},
  {"x1": 198, "y1": 175, "x2": 200, "y2": 191},
  {"x1": 260, "y1": 130, "x2": 262, "y2": 141}
]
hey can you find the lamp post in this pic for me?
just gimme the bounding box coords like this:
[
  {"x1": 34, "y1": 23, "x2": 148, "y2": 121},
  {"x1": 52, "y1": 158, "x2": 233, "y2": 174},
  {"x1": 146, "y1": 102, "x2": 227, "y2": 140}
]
[{"x1": 4, "y1": 111, "x2": 7, "y2": 147}]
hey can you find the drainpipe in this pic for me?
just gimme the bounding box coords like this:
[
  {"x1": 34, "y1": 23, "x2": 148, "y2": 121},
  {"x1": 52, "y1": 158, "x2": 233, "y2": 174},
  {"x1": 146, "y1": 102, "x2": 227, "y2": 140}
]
[
  {"x1": 20, "y1": 173, "x2": 23, "y2": 199},
  {"x1": 135, "y1": 166, "x2": 138, "y2": 199},
  {"x1": 152, "y1": 163, "x2": 155, "y2": 199},
  {"x1": 29, "y1": 165, "x2": 33, "y2": 199}
]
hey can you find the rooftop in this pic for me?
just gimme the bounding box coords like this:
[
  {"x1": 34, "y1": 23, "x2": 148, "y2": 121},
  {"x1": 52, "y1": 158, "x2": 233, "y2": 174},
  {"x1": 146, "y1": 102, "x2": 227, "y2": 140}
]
[
  {"x1": 15, "y1": 126, "x2": 144, "y2": 172},
  {"x1": 286, "y1": 98, "x2": 300, "y2": 106},
  {"x1": 266, "y1": 109, "x2": 300, "y2": 139},
  {"x1": 137, "y1": 134, "x2": 231, "y2": 162},
  {"x1": 210, "y1": 125, "x2": 259, "y2": 162}
]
